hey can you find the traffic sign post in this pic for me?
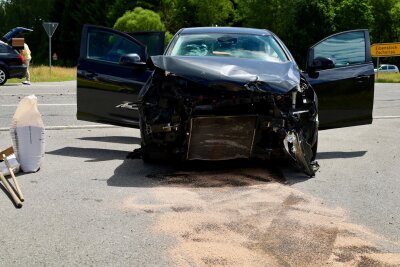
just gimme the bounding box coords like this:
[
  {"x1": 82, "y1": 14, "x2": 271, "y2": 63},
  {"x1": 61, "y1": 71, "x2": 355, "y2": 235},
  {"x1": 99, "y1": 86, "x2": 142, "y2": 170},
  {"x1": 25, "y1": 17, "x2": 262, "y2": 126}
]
[
  {"x1": 370, "y1": 42, "x2": 400, "y2": 79},
  {"x1": 42, "y1": 22, "x2": 59, "y2": 71}
]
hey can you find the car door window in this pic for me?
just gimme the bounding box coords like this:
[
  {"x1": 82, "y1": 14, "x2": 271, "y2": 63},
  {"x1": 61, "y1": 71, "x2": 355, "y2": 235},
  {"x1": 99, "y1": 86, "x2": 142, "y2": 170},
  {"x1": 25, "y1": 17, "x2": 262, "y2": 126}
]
[
  {"x1": 313, "y1": 31, "x2": 366, "y2": 68},
  {"x1": 86, "y1": 28, "x2": 144, "y2": 63},
  {"x1": 127, "y1": 32, "x2": 165, "y2": 56}
]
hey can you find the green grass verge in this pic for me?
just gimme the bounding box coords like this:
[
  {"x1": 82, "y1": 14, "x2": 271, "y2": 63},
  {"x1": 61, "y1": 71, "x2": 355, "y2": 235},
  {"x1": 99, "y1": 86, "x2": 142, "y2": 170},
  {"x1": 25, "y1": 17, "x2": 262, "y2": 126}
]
[
  {"x1": 375, "y1": 72, "x2": 400, "y2": 83},
  {"x1": 8, "y1": 65, "x2": 76, "y2": 83}
]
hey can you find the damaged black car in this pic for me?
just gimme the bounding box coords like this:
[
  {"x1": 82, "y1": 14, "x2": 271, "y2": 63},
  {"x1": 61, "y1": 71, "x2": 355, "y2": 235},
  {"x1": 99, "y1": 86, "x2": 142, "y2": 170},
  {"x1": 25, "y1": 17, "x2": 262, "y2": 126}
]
[{"x1": 77, "y1": 26, "x2": 374, "y2": 176}]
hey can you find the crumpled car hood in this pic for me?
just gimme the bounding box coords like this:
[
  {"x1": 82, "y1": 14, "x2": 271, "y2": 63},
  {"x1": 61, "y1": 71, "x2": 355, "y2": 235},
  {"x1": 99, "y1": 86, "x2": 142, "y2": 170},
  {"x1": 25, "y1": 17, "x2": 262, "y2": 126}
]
[{"x1": 151, "y1": 55, "x2": 300, "y2": 94}]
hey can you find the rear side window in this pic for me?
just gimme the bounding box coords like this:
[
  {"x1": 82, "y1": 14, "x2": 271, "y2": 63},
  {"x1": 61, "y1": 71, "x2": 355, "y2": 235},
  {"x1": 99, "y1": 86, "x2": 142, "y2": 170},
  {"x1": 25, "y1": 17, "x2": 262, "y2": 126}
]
[
  {"x1": 127, "y1": 32, "x2": 165, "y2": 56},
  {"x1": 389, "y1": 65, "x2": 395, "y2": 70},
  {"x1": 86, "y1": 28, "x2": 144, "y2": 63},
  {"x1": 313, "y1": 31, "x2": 366, "y2": 68}
]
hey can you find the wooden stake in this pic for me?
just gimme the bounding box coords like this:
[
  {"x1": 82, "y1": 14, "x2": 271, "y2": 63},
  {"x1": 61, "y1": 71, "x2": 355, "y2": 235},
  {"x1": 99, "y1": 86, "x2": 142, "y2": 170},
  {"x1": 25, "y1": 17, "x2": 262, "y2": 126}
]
[
  {"x1": 0, "y1": 172, "x2": 22, "y2": 208},
  {"x1": 2, "y1": 154, "x2": 24, "y2": 202}
]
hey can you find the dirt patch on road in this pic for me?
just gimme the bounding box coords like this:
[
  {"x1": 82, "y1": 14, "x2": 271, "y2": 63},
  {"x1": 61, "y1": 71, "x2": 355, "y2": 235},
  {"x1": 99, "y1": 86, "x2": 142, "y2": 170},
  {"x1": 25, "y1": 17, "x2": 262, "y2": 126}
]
[{"x1": 123, "y1": 167, "x2": 400, "y2": 266}]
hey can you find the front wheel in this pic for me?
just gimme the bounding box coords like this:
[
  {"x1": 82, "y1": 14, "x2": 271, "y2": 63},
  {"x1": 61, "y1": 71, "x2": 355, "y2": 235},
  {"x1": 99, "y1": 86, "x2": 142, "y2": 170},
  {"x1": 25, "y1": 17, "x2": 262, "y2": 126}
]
[
  {"x1": 0, "y1": 67, "x2": 8, "y2": 85},
  {"x1": 139, "y1": 118, "x2": 168, "y2": 163},
  {"x1": 311, "y1": 131, "x2": 318, "y2": 161}
]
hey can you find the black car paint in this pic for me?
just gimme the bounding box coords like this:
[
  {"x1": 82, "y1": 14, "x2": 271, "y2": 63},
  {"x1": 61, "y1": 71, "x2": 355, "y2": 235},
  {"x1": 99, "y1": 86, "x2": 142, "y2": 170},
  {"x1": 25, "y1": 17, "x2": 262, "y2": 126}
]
[
  {"x1": 305, "y1": 63, "x2": 374, "y2": 129},
  {"x1": 305, "y1": 29, "x2": 374, "y2": 129},
  {"x1": 149, "y1": 56, "x2": 300, "y2": 94},
  {"x1": 77, "y1": 25, "x2": 374, "y2": 176},
  {"x1": 78, "y1": 26, "x2": 373, "y2": 130},
  {"x1": 0, "y1": 42, "x2": 26, "y2": 85},
  {"x1": 0, "y1": 27, "x2": 32, "y2": 85},
  {"x1": 77, "y1": 26, "x2": 165, "y2": 127}
]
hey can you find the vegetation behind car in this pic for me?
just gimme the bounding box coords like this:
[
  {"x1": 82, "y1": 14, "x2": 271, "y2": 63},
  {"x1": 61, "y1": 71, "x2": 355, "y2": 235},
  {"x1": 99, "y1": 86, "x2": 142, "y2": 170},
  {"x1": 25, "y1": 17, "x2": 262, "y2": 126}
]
[
  {"x1": 8, "y1": 65, "x2": 76, "y2": 83},
  {"x1": 0, "y1": 0, "x2": 399, "y2": 69},
  {"x1": 375, "y1": 72, "x2": 400, "y2": 83}
]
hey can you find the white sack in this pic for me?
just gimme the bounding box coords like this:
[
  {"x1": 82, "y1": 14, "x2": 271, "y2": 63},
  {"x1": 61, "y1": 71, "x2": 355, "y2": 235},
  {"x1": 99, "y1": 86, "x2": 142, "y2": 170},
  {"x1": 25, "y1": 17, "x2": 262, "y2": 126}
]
[{"x1": 10, "y1": 95, "x2": 45, "y2": 172}]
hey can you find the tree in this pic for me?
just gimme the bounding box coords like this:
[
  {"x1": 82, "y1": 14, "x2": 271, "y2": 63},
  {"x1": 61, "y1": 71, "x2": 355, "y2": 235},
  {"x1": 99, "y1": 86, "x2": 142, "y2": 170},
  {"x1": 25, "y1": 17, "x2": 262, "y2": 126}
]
[
  {"x1": 169, "y1": 0, "x2": 234, "y2": 33},
  {"x1": 1, "y1": 0, "x2": 398, "y2": 67},
  {"x1": 158, "y1": 0, "x2": 177, "y2": 33},
  {"x1": 390, "y1": 1, "x2": 400, "y2": 41},
  {"x1": 237, "y1": 0, "x2": 282, "y2": 30},
  {"x1": 281, "y1": 0, "x2": 336, "y2": 67},
  {"x1": 334, "y1": 0, "x2": 374, "y2": 32},
  {"x1": 107, "y1": 0, "x2": 161, "y2": 26},
  {"x1": 235, "y1": 0, "x2": 336, "y2": 66},
  {"x1": 368, "y1": 0, "x2": 397, "y2": 43},
  {"x1": 0, "y1": 4, "x2": 6, "y2": 32},
  {"x1": 114, "y1": 7, "x2": 166, "y2": 32},
  {"x1": 50, "y1": 0, "x2": 112, "y2": 66},
  {"x1": 190, "y1": 0, "x2": 234, "y2": 26}
]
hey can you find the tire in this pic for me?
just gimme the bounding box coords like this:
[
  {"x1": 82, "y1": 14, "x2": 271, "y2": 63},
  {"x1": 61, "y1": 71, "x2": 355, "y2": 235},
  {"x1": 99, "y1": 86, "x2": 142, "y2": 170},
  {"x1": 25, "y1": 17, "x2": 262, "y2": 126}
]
[
  {"x1": 0, "y1": 67, "x2": 8, "y2": 85},
  {"x1": 139, "y1": 118, "x2": 163, "y2": 163},
  {"x1": 311, "y1": 131, "x2": 318, "y2": 161}
]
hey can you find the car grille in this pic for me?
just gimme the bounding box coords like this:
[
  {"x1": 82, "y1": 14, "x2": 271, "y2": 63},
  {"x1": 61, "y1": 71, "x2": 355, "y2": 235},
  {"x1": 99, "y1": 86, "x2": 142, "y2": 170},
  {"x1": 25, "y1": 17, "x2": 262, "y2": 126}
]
[{"x1": 187, "y1": 116, "x2": 257, "y2": 160}]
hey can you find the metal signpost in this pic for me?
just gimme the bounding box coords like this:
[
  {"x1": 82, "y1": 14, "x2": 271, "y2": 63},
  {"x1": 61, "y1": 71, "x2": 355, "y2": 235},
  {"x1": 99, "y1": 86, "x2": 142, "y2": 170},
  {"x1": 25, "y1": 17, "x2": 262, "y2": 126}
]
[
  {"x1": 42, "y1": 22, "x2": 59, "y2": 71},
  {"x1": 370, "y1": 42, "x2": 400, "y2": 79}
]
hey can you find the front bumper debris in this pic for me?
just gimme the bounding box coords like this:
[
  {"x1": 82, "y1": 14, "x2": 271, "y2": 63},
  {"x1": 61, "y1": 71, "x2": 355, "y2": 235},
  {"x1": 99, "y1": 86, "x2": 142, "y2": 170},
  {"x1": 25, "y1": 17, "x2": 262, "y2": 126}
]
[{"x1": 133, "y1": 63, "x2": 319, "y2": 176}]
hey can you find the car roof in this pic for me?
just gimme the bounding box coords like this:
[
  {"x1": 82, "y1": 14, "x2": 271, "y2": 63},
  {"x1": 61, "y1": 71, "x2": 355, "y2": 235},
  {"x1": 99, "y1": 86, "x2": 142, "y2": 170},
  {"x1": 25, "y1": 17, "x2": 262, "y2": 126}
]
[{"x1": 180, "y1": 27, "x2": 272, "y2": 36}]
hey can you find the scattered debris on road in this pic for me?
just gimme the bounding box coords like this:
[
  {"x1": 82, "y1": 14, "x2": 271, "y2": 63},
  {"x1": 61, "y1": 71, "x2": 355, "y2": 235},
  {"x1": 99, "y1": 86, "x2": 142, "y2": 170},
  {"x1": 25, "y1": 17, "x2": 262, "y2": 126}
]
[{"x1": 122, "y1": 166, "x2": 400, "y2": 266}]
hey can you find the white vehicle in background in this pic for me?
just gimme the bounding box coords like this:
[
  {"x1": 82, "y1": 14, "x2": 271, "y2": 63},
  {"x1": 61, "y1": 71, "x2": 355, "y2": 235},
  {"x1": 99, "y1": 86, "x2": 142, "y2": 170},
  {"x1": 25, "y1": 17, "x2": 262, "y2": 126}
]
[{"x1": 374, "y1": 64, "x2": 399, "y2": 73}]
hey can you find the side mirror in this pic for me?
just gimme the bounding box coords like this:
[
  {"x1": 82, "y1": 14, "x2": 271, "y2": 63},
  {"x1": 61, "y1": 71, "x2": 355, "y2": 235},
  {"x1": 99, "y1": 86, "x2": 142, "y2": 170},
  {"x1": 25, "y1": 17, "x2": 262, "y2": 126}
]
[
  {"x1": 119, "y1": 53, "x2": 146, "y2": 67},
  {"x1": 306, "y1": 47, "x2": 335, "y2": 77},
  {"x1": 311, "y1": 56, "x2": 335, "y2": 70}
]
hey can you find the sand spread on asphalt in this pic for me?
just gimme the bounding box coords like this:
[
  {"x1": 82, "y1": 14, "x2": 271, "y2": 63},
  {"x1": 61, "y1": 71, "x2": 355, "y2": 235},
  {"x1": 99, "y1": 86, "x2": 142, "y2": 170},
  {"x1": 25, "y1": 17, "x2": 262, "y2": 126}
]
[{"x1": 122, "y1": 165, "x2": 400, "y2": 266}]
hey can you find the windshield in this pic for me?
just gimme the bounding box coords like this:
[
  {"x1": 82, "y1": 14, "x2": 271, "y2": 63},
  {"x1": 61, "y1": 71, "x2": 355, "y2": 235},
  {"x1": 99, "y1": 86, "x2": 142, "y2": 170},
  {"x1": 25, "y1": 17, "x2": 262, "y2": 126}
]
[{"x1": 170, "y1": 33, "x2": 288, "y2": 63}]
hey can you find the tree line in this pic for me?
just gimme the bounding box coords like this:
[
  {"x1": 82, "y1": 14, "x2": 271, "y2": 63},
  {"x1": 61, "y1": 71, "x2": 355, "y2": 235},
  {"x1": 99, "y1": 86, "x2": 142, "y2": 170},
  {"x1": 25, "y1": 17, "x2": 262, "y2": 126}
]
[{"x1": 1, "y1": 0, "x2": 399, "y2": 68}]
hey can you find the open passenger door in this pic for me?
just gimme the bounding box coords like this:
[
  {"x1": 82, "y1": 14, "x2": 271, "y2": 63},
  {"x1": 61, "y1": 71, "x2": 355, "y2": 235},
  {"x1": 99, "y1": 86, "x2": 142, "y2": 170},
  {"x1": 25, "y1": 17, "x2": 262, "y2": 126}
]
[
  {"x1": 304, "y1": 29, "x2": 374, "y2": 130},
  {"x1": 77, "y1": 25, "x2": 165, "y2": 128}
]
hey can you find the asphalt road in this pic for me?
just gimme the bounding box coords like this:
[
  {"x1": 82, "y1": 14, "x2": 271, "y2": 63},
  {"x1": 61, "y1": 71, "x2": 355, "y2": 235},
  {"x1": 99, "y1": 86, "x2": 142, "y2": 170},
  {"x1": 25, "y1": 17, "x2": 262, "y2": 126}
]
[
  {"x1": 0, "y1": 81, "x2": 399, "y2": 266},
  {"x1": 0, "y1": 81, "x2": 96, "y2": 129}
]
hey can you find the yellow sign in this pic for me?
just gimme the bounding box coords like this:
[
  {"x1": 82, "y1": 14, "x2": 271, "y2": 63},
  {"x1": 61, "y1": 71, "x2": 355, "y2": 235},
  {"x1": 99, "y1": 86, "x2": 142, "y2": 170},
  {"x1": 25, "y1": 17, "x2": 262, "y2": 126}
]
[{"x1": 371, "y1": 42, "x2": 400, "y2": 57}]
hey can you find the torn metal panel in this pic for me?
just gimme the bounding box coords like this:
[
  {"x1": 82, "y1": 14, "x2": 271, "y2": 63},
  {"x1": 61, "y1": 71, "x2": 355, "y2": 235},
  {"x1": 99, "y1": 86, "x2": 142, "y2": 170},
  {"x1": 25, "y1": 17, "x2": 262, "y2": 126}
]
[{"x1": 284, "y1": 131, "x2": 319, "y2": 177}]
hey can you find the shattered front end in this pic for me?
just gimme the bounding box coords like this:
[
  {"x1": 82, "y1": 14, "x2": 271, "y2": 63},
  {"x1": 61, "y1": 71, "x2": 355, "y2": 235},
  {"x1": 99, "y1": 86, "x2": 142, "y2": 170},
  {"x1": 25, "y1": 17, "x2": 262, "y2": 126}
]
[{"x1": 136, "y1": 56, "x2": 319, "y2": 176}]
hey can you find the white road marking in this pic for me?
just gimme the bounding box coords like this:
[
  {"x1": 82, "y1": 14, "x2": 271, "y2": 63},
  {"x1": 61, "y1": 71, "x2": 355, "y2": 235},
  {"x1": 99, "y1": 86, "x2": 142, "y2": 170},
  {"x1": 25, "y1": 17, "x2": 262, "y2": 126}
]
[
  {"x1": 0, "y1": 124, "x2": 118, "y2": 131},
  {"x1": 3, "y1": 83, "x2": 75, "y2": 87},
  {"x1": 373, "y1": 115, "x2": 400, "y2": 119},
  {"x1": 0, "y1": 93, "x2": 76, "y2": 96},
  {"x1": 1, "y1": 103, "x2": 76, "y2": 107}
]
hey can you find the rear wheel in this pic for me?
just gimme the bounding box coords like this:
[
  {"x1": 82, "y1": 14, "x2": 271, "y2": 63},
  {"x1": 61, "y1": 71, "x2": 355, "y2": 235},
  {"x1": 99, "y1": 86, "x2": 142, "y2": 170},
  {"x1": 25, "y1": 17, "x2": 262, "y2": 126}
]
[{"x1": 0, "y1": 67, "x2": 8, "y2": 85}]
